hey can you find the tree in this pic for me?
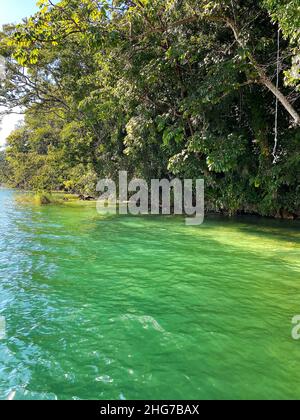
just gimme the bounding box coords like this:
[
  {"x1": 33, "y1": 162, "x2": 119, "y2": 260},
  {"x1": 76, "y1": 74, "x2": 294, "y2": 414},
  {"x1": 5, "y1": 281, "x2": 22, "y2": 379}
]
[
  {"x1": 0, "y1": 0, "x2": 299, "y2": 217},
  {"x1": 264, "y1": 0, "x2": 300, "y2": 90}
]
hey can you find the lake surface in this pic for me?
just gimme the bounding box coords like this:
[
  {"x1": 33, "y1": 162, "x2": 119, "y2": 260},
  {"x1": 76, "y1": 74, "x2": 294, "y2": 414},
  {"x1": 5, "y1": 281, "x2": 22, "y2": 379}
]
[{"x1": 0, "y1": 188, "x2": 300, "y2": 400}]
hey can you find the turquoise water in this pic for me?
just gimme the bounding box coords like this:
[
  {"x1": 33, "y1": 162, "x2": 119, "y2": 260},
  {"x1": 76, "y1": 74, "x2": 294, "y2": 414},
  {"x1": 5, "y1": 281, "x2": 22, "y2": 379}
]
[{"x1": 0, "y1": 188, "x2": 300, "y2": 400}]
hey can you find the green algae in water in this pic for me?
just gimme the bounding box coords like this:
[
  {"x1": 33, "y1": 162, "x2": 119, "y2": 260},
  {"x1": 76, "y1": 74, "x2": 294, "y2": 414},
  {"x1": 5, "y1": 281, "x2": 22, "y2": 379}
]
[{"x1": 0, "y1": 189, "x2": 300, "y2": 400}]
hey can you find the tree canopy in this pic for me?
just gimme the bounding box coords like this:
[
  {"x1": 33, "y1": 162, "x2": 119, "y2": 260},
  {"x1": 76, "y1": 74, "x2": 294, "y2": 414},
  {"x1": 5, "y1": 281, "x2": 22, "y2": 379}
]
[{"x1": 0, "y1": 0, "x2": 299, "y2": 217}]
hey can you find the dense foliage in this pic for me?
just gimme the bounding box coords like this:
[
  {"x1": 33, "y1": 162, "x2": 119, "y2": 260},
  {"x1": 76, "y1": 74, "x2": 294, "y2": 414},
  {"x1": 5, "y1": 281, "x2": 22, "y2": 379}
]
[{"x1": 0, "y1": 0, "x2": 299, "y2": 217}]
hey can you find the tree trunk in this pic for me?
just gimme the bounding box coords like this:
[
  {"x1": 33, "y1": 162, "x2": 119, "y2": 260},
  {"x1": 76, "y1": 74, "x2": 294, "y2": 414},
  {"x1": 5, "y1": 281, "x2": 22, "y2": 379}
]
[
  {"x1": 148, "y1": 13, "x2": 300, "y2": 125},
  {"x1": 224, "y1": 17, "x2": 300, "y2": 126},
  {"x1": 257, "y1": 67, "x2": 300, "y2": 125}
]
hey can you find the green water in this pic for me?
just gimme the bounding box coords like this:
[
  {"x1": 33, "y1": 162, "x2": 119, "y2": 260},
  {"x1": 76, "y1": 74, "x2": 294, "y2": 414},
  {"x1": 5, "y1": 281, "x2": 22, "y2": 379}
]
[{"x1": 0, "y1": 188, "x2": 300, "y2": 400}]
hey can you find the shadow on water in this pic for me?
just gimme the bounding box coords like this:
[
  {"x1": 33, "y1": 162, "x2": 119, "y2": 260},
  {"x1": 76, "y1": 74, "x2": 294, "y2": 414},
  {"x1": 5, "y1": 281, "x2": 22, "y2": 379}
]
[{"x1": 204, "y1": 214, "x2": 300, "y2": 244}]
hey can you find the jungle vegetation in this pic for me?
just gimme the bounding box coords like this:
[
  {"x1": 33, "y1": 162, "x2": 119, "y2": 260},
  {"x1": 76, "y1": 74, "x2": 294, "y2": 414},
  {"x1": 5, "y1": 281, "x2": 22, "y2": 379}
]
[{"x1": 0, "y1": 0, "x2": 299, "y2": 217}]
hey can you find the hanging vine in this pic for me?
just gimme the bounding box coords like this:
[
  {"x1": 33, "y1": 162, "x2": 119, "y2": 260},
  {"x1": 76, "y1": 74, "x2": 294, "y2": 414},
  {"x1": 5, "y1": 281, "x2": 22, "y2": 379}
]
[{"x1": 273, "y1": 28, "x2": 281, "y2": 163}]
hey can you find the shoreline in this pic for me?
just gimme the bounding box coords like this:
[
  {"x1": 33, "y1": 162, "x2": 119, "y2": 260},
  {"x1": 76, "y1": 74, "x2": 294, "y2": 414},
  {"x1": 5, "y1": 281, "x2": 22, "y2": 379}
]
[{"x1": 5, "y1": 188, "x2": 299, "y2": 222}]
